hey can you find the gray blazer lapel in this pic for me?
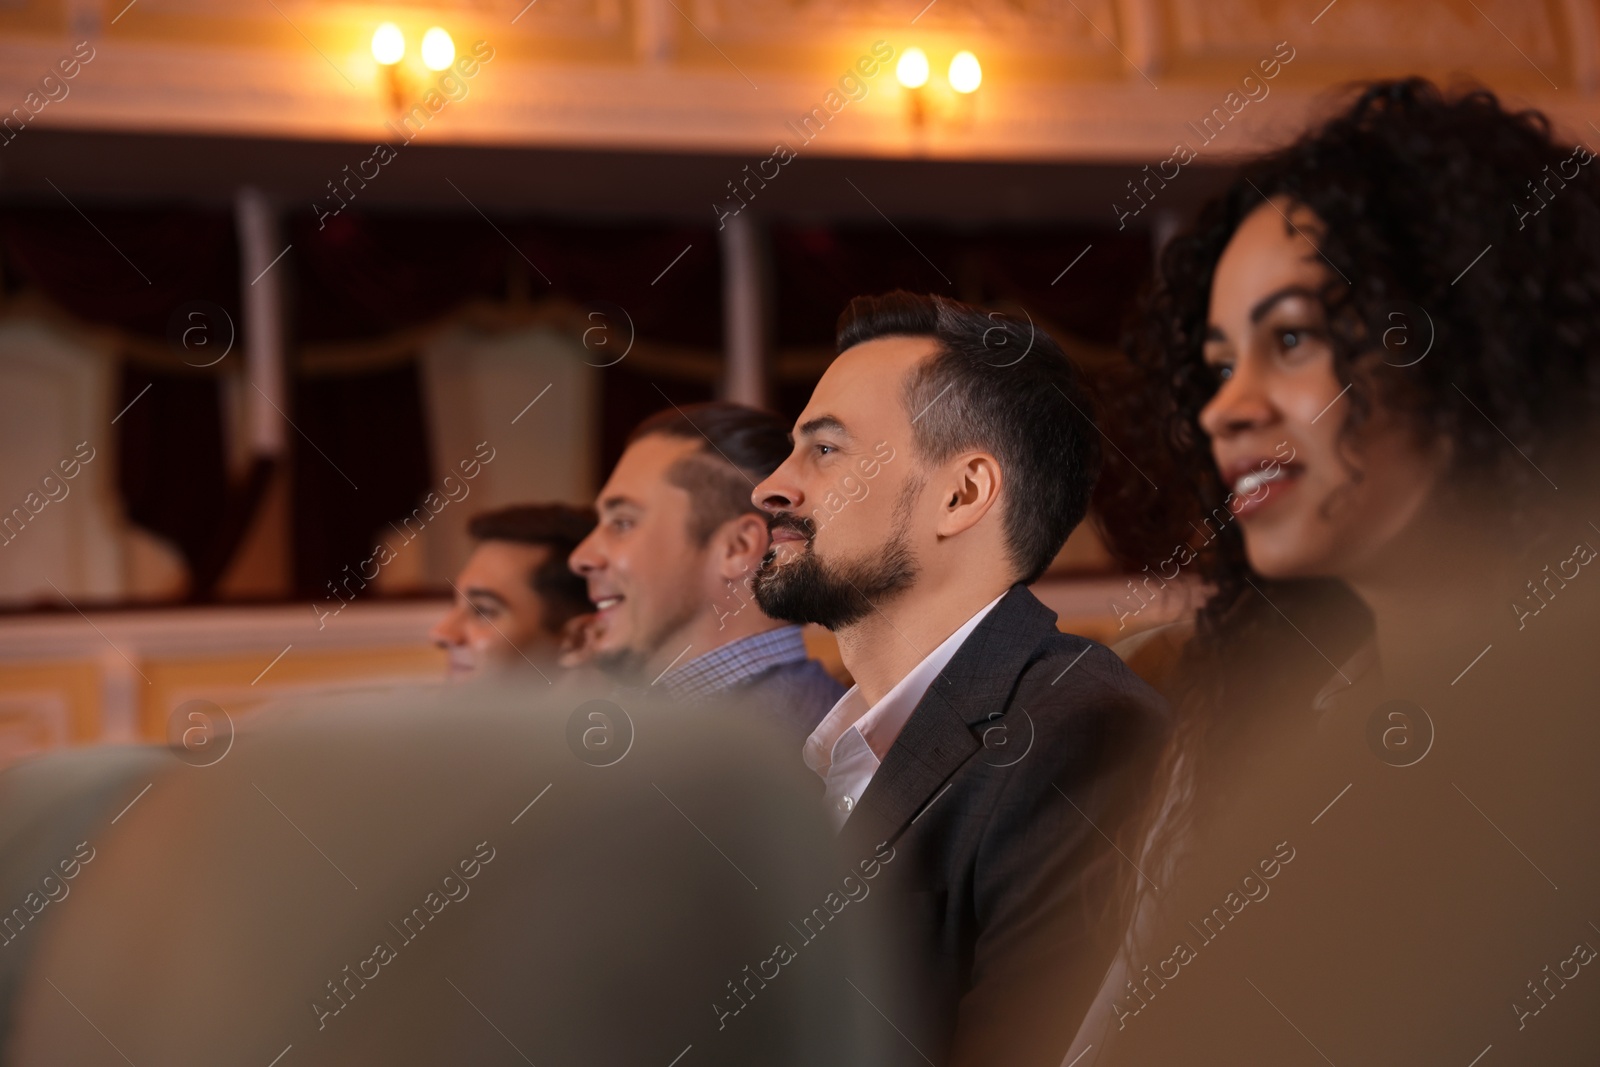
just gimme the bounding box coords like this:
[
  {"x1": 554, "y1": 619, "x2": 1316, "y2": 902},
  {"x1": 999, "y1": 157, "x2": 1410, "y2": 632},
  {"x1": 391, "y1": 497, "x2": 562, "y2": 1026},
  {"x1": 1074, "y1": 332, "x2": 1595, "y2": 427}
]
[{"x1": 840, "y1": 584, "x2": 1060, "y2": 853}]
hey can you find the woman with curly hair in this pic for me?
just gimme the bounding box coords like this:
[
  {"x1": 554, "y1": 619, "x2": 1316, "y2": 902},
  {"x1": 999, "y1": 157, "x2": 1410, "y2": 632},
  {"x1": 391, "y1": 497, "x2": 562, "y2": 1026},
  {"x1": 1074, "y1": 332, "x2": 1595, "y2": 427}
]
[{"x1": 1064, "y1": 79, "x2": 1600, "y2": 1065}]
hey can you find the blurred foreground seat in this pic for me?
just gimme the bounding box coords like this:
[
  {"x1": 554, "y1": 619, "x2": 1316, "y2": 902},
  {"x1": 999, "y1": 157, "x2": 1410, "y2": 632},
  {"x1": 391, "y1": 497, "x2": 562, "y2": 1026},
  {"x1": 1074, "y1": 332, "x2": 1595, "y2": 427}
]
[{"x1": 2, "y1": 679, "x2": 909, "y2": 1066}]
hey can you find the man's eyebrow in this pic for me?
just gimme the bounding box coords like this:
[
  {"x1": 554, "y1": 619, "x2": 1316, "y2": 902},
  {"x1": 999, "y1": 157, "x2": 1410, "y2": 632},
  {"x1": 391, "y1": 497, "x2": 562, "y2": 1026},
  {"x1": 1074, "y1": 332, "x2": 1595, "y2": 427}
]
[
  {"x1": 463, "y1": 587, "x2": 510, "y2": 609},
  {"x1": 597, "y1": 493, "x2": 641, "y2": 513},
  {"x1": 796, "y1": 415, "x2": 851, "y2": 439}
]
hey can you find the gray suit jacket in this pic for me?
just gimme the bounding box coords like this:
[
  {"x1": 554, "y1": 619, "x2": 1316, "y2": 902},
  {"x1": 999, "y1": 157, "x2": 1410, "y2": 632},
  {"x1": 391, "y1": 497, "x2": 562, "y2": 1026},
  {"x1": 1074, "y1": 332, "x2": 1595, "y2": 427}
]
[{"x1": 838, "y1": 583, "x2": 1169, "y2": 1067}]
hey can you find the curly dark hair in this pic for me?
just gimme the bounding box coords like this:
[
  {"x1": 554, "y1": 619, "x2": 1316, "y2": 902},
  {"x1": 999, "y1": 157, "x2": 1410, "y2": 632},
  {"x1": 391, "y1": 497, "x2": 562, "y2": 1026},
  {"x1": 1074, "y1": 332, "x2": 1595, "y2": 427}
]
[
  {"x1": 1113, "y1": 77, "x2": 1600, "y2": 661},
  {"x1": 1102, "y1": 77, "x2": 1600, "y2": 870}
]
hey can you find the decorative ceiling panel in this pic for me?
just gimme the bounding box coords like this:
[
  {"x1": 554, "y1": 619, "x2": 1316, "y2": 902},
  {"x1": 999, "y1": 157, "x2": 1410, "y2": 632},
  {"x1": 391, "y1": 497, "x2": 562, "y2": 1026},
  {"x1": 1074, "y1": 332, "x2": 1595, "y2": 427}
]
[
  {"x1": 694, "y1": 0, "x2": 1120, "y2": 51},
  {"x1": 1166, "y1": 0, "x2": 1565, "y2": 75}
]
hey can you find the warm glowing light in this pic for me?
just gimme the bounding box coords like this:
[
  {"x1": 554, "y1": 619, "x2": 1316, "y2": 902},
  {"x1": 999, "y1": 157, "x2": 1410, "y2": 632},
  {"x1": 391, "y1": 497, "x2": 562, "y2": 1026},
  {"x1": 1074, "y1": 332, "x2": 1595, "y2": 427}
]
[
  {"x1": 896, "y1": 47, "x2": 930, "y2": 89},
  {"x1": 371, "y1": 23, "x2": 405, "y2": 66},
  {"x1": 949, "y1": 50, "x2": 982, "y2": 93},
  {"x1": 421, "y1": 27, "x2": 456, "y2": 71}
]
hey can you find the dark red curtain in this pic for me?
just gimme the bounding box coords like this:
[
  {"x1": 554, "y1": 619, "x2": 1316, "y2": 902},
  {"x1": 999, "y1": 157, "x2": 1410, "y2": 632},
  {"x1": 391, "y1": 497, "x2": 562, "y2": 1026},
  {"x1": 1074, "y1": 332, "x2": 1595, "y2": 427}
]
[
  {"x1": 1, "y1": 199, "x2": 1152, "y2": 600},
  {"x1": 290, "y1": 209, "x2": 721, "y2": 347},
  {"x1": 2, "y1": 204, "x2": 256, "y2": 600},
  {"x1": 769, "y1": 222, "x2": 1150, "y2": 351},
  {"x1": 0, "y1": 204, "x2": 239, "y2": 338},
  {"x1": 290, "y1": 362, "x2": 434, "y2": 598},
  {"x1": 289, "y1": 209, "x2": 723, "y2": 497}
]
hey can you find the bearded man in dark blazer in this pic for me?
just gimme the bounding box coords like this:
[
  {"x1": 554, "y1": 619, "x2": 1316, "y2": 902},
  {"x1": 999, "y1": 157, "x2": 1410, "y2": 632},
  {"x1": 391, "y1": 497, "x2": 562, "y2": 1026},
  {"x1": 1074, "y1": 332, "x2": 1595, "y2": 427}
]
[{"x1": 751, "y1": 290, "x2": 1170, "y2": 1067}]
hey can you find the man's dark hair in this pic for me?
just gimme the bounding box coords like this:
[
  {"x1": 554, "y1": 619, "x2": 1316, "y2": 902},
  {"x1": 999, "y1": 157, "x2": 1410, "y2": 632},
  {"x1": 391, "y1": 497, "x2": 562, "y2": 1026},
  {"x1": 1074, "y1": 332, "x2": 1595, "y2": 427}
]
[
  {"x1": 836, "y1": 291, "x2": 1102, "y2": 584},
  {"x1": 467, "y1": 504, "x2": 597, "y2": 629},
  {"x1": 627, "y1": 402, "x2": 792, "y2": 545}
]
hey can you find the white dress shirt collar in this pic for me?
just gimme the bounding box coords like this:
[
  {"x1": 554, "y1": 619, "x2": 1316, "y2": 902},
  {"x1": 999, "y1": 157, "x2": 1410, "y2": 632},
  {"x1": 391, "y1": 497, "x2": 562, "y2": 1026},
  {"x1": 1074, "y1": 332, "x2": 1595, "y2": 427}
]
[{"x1": 804, "y1": 592, "x2": 1005, "y2": 829}]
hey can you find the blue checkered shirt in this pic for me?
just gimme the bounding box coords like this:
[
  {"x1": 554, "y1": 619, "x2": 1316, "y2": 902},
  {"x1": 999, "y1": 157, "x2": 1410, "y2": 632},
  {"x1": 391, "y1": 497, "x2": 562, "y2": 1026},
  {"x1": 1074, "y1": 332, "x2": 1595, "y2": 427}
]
[{"x1": 659, "y1": 626, "x2": 812, "y2": 701}]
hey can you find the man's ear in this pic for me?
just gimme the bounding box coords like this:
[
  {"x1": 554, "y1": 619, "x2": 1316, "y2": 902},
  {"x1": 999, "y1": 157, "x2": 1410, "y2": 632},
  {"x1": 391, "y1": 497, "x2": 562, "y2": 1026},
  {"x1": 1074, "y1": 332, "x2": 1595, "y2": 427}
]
[
  {"x1": 934, "y1": 452, "x2": 1002, "y2": 538},
  {"x1": 716, "y1": 511, "x2": 772, "y2": 580}
]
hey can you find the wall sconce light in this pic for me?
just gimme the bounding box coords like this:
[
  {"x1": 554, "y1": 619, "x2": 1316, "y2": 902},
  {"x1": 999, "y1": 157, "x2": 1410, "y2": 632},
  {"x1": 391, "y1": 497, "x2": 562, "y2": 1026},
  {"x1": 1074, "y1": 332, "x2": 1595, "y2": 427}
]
[
  {"x1": 896, "y1": 47, "x2": 930, "y2": 89},
  {"x1": 372, "y1": 23, "x2": 406, "y2": 109},
  {"x1": 896, "y1": 47, "x2": 930, "y2": 126},
  {"x1": 421, "y1": 27, "x2": 455, "y2": 72},
  {"x1": 949, "y1": 50, "x2": 982, "y2": 94},
  {"x1": 371, "y1": 22, "x2": 405, "y2": 65},
  {"x1": 371, "y1": 24, "x2": 456, "y2": 110},
  {"x1": 896, "y1": 47, "x2": 981, "y2": 129}
]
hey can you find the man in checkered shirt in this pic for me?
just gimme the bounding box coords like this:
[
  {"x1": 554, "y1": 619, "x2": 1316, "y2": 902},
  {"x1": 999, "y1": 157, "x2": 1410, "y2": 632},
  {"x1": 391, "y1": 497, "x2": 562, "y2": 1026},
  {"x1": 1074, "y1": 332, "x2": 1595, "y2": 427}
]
[{"x1": 569, "y1": 402, "x2": 844, "y2": 743}]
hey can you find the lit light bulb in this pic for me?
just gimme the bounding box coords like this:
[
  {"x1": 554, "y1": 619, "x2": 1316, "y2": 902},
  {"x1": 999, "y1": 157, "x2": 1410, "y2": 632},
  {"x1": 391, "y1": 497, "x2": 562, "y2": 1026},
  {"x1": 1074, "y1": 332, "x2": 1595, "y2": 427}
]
[
  {"x1": 421, "y1": 27, "x2": 455, "y2": 71},
  {"x1": 896, "y1": 47, "x2": 930, "y2": 89},
  {"x1": 949, "y1": 50, "x2": 982, "y2": 93},
  {"x1": 371, "y1": 22, "x2": 405, "y2": 66}
]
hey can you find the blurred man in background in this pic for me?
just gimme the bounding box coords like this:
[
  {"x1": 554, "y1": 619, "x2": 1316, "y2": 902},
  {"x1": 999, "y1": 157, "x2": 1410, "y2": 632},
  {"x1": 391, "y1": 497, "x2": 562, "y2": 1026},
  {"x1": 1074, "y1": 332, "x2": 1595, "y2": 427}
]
[
  {"x1": 569, "y1": 403, "x2": 843, "y2": 742},
  {"x1": 430, "y1": 504, "x2": 596, "y2": 679}
]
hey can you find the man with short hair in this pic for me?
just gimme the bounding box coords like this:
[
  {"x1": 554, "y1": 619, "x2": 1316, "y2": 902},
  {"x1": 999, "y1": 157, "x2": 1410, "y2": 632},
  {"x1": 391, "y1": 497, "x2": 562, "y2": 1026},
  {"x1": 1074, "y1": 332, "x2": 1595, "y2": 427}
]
[
  {"x1": 430, "y1": 504, "x2": 596, "y2": 678},
  {"x1": 569, "y1": 402, "x2": 843, "y2": 740},
  {"x1": 751, "y1": 291, "x2": 1169, "y2": 1066}
]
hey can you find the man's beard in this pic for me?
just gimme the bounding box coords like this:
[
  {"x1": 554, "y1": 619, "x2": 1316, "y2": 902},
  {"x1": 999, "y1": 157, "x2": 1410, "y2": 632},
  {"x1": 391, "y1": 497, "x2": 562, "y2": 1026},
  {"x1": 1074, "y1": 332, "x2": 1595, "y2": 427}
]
[{"x1": 752, "y1": 481, "x2": 921, "y2": 630}]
